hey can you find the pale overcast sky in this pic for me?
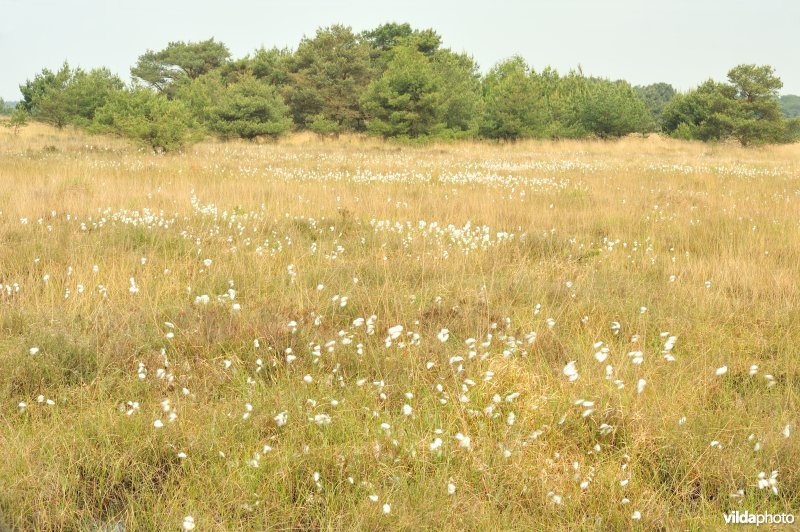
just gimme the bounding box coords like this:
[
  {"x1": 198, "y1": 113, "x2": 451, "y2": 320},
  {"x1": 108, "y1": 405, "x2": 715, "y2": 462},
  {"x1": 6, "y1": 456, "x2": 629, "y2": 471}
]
[{"x1": 1, "y1": 0, "x2": 798, "y2": 100}]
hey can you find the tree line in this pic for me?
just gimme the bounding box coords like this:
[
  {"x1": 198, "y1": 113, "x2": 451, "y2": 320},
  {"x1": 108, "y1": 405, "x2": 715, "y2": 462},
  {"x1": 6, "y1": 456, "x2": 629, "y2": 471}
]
[{"x1": 11, "y1": 23, "x2": 800, "y2": 150}]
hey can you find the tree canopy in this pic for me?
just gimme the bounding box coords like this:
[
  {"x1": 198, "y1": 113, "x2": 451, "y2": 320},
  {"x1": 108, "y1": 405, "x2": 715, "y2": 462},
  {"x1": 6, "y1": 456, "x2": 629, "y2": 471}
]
[
  {"x1": 208, "y1": 75, "x2": 292, "y2": 140},
  {"x1": 94, "y1": 88, "x2": 193, "y2": 152},
  {"x1": 285, "y1": 25, "x2": 374, "y2": 133},
  {"x1": 662, "y1": 65, "x2": 788, "y2": 145},
  {"x1": 361, "y1": 45, "x2": 445, "y2": 138},
  {"x1": 779, "y1": 95, "x2": 800, "y2": 118},
  {"x1": 19, "y1": 63, "x2": 124, "y2": 129},
  {"x1": 131, "y1": 39, "x2": 231, "y2": 95},
  {"x1": 479, "y1": 57, "x2": 543, "y2": 139},
  {"x1": 635, "y1": 83, "x2": 676, "y2": 127},
  {"x1": 14, "y1": 26, "x2": 798, "y2": 148}
]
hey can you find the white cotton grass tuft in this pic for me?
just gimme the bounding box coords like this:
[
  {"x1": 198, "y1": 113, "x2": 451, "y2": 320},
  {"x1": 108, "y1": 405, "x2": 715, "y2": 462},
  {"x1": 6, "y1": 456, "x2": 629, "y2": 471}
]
[
  {"x1": 757, "y1": 471, "x2": 779, "y2": 495},
  {"x1": 563, "y1": 361, "x2": 579, "y2": 382},
  {"x1": 312, "y1": 414, "x2": 331, "y2": 426},
  {"x1": 594, "y1": 342, "x2": 608, "y2": 363},
  {"x1": 388, "y1": 325, "x2": 403, "y2": 339}
]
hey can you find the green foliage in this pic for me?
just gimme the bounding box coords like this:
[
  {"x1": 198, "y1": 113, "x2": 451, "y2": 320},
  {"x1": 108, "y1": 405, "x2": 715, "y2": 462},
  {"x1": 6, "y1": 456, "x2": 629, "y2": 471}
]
[
  {"x1": 479, "y1": 64, "x2": 650, "y2": 140},
  {"x1": 662, "y1": 80, "x2": 736, "y2": 141},
  {"x1": 536, "y1": 69, "x2": 588, "y2": 138},
  {"x1": 784, "y1": 117, "x2": 800, "y2": 142},
  {"x1": 725, "y1": 64, "x2": 785, "y2": 145},
  {"x1": 174, "y1": 72, "x2": 225, "y2": 130},
  {"x1": 228, "y1": 47, "x2": 293, "y2": 87},
  {"x1": 13, "y1": 27, "x2": 795, "y2": 146},
  {"x1": 361, "y1": 45, "x2": 445, "y2": 138},
  {"x1": 59, "y1": 68, "x2": 125, "y2": 128},
  {"x1": 396, "y1": 29, "x2": 442, "y2": 57},
  {"x1": 634, "y1": 83, "x2": 676, "y2": 128},
  {"x1": 779, "y1": 95, "x2": 800, "y2": 118},
  {"x1": 360, "y1": 24, "x2": 466, "y2": 139},
  {"x1": 362, "y1": 22, "x2": 442, "y2": 76},
  {"x1": 0, "y1": 98, "x2": 19, "y2": 117},
  {"x1": 307, "y1": 113, "x2": 342, "y2": 137},
  {"x1": 580, "y1": 79, "x2": 651, "y2": 138},
  {"x1": 433, "y1": 50, "x2": 482, "y2": 137},
  {"x1": 286, "y1": 25, "x2": 375, "y2": 132},
  {"x1": 663, "y1": 65, "x2": 787, "y2": 145},
  {"x1": 208, "y1": 75, "x2": 292, "y2": 140},
  {"x1": 4, "y1": 107, "x2": 29, "y2": 134},
  {"x1": 19, "y1": 62, "x2": 73, "y2": 126},
  {"x1": 131, "y1": 38, "x2": 231, "y2": 95},
  {"x1": 728, "y1": 64, "x2": 782, "y2": 101},
  {"x1": 479, "y1": 57, "x2": 543, "y2": 139},
  {"x1": 362, "y1": 22, "x2": 415, "y2": 54},
  {"x1": 94, "y1": 88, "x2": 193, "y2": 152},
  {"x1": 18, "y1": 63, "x2": 123, "y2": 129}
]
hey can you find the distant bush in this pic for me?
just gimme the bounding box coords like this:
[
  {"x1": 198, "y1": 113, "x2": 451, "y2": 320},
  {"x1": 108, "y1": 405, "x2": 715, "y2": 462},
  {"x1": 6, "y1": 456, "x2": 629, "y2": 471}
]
[
  {"x1": 634, "y1": 83, "x2": 676, "y2": 129},
  {"x1": 94, "y1": 89, "x2": 193, "y2": 152},
  {"x1": 173, "y1": 72, "x2": 224, "y2": 133},
  {"x1": 663, "y1": 65, "x2": 788, "y2": 145},
  {"x1": 785, "y1": 118, "x2": 800, "y2": 143},
  {"x1": 20, "y1": 63, "x2": 124, "y2": 129},
  {"x1": 579, "y1": 79, "x2": 651, "y2": 138},
  {"x1": 3, "y1": 108, "x2": 29, "y2": 135},
  {"x1": 479, "y1": 61, "x2": 651, "y2": 140},
  {"x1": 286, "y1": 25, "x2": 374, "y2": 134},
  {"x1": 779, "y1": 95, "x2": 800, "y2": 118},
  {"x1": 14, "y1": 28, "x2": 797, "y2": 145},
  {"x1": 208, "y1": 75, "x2": 292, "y2": 140},
  {"x1": 131, "y1": 38, "x2": 231, "y2": 97},
  {"x1": 361, "y1": 45, "x2": 446, "y2": 138},
  {"x1": 479, "y1": 57, "x2": 543, "y2": 140}
]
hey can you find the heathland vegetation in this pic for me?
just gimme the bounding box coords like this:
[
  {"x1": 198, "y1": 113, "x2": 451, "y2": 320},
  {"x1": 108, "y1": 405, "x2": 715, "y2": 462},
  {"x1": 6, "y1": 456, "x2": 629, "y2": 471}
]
[
  {"x1": 2, "y1": 21, "x2": 800, "y2": 530},
  {"x1": 1, "y1": 123, "x2": 798, "y2": 530},
  {"x1": 9, "y1": 23, "x2": 800, "y2": 150}
]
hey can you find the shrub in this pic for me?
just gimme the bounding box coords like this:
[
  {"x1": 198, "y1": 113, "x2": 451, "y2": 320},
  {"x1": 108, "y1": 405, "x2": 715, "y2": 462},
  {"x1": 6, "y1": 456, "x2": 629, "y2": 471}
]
[
  {"x1": 361, "y1": 45, "x2": 445, "y2": 138},
  {"x1": 208, "y1": 75, "x2": 292, "y2": 140},
  {"x1": 579, "y1": 79, "x2": 651, "y2": 138},
  {"x1": 19, "y1": 63, "x2": 124, "y2": 129},
  {"x1": 94, "y1": 89, "x2": 193, "y2": 152}
]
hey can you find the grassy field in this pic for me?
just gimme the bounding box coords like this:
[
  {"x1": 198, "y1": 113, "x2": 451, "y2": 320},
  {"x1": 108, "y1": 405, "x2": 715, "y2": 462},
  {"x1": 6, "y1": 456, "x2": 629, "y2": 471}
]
[{"x1": 1, "y1": 123, "x2": 798, "y2": 530}]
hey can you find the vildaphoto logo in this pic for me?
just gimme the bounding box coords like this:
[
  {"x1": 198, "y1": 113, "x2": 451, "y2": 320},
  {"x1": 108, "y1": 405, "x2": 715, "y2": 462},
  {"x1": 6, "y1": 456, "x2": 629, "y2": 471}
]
[{"x1": 723, "y1": 511, "x2": 795, "y2": 526}]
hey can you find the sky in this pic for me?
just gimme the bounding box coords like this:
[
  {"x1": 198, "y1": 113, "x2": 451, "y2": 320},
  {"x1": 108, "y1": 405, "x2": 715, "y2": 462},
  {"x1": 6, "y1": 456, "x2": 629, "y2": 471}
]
[{"x1": 1, "y1": 0, "x2": 798, "y2": 100}]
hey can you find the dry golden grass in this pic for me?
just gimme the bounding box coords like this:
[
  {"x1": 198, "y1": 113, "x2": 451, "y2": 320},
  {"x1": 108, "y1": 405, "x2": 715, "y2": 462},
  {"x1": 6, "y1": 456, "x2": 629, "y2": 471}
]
[{"x1": 1, "y1": 123, "x2": 799, "y2": 530}]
